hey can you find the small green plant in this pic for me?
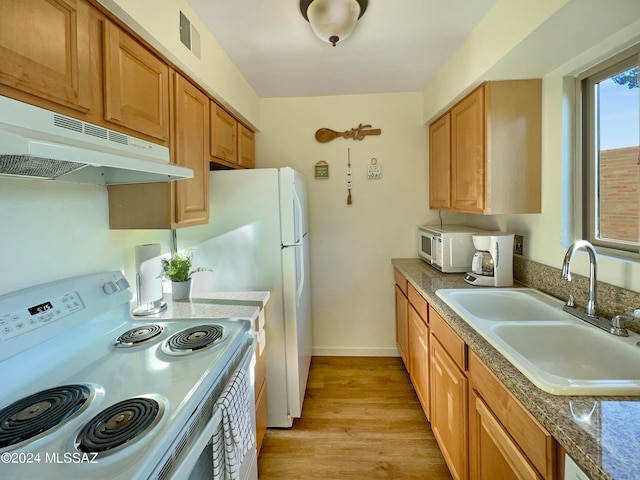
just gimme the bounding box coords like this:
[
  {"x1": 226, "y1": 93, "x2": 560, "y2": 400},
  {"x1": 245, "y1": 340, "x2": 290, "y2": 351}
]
[{"x1": 161, "y1": 250, "x2": 212, "y2": 283}]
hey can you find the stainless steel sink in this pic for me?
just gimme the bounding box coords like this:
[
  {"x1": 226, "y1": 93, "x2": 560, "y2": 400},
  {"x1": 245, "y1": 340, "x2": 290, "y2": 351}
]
[{"x1": 436, "y1": 288, "x2": 640, "y2": 395}]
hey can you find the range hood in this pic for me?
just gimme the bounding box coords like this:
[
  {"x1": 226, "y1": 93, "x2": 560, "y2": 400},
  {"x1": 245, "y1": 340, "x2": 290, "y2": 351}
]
[{"x1": 0, "y1": 95, "x2": 193, "y2": 185}]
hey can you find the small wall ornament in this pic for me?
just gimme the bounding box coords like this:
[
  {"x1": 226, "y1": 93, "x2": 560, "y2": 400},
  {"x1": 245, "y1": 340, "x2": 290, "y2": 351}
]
[
  {"x1": 367, "y1": 157, "x2": 381, "y2": 179},
  {"x1": 314, "y1": 160, "x2": 329, "y2": 179},
  {"x1": 346, "y1": 148, "x2": 353, "y2": 205},
  {"x1": 315, "y1": 124, "x2": 381, "y2": 143}
]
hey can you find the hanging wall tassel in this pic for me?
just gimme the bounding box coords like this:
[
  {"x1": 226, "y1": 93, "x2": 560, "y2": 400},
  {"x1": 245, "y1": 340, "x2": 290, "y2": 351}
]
[{"x1": 346, "y1": 148, "x2": 353, "y2": 205}]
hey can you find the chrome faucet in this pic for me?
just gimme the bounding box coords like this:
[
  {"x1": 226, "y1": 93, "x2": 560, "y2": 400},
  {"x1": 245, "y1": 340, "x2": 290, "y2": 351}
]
[
  {"x1": 560, "y1": 240, "x2": 629, "y2": 336},
  {"x1": 561, "y1": 240, "x2": 598, "y2": 316}
]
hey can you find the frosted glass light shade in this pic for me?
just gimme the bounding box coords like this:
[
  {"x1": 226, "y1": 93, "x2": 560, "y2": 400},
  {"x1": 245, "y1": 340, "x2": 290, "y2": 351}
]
[{"x1": 306, "y1": 0, "x2": 362, "y2": 47}]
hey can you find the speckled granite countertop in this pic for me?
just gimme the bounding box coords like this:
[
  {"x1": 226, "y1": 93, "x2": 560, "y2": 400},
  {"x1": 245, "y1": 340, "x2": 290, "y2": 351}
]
[
  {"x1": 392, "y1": 258, "x2": 640, "y2": 480},
  {"x1": 132, "y1": 291, "x2": 270, "y2": 325}
]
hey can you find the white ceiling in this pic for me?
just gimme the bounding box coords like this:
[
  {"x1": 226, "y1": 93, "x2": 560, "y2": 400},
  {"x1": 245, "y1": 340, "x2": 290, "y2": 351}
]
[{"x1": 186, "y1": 0, "x2": 497, "y2": 98}]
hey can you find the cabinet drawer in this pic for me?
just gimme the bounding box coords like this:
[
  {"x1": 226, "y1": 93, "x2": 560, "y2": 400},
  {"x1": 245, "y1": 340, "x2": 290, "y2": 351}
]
[
  {"x1": 430, "y1": 307, "x2": 466, "y2": 370},
  {"x1": 408, "y1": 283, "x2": 428, "y2": 321},
  {"x1": 394, "y1": 268, "x2": 408, "y2": 295},
  {"x1": 469, "y1": 350, "x2": 555, "y2": 479}
]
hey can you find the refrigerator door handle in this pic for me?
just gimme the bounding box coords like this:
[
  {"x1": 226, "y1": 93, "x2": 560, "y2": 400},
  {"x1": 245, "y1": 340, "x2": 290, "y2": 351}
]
[
  {"x1": 296, "y1": 243, "x2": 305, "y2": 306},
  {"x1": 292, "y1": 184, "x2": 304, "y2": 244}
]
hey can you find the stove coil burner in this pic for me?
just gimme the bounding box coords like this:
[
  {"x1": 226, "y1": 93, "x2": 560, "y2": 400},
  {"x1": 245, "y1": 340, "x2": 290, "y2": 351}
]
[
  {"x1": 162, "y1": 324, "x2": 224, "y2": 356},
  {"x1": 76, "y1": 397, "x2": 163, "y2": 455},
  {"x1": 114, "y1": 324, "x2": 164, "y2": 347},
  {"x1": 0, "y1": 385, "x2": 91, "y2": 449}
]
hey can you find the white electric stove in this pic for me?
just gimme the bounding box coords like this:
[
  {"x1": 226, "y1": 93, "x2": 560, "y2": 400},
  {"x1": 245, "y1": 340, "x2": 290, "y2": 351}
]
[{"x1": 0, "y1": 271, "x2": 257, "y2": 480}]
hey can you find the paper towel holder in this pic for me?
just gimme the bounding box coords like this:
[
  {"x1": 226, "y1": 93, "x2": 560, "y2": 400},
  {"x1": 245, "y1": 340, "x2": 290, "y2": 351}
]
[
  {"x1": 132, "y1": 274, "x2": 167, "y2": 316},
  {"x1": 132, "y1": 243, "x2": 167, "y2": 316}
]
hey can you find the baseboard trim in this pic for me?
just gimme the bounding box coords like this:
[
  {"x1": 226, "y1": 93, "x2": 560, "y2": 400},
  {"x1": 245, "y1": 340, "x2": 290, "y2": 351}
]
[{"x1": 312, "y1": 347, "x2": 400, "y2": 357}]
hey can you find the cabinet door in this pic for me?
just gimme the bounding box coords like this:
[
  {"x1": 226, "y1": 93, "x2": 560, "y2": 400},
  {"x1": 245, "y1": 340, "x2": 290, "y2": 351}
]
[
  {"x1": 469, "y1": 390, "x2": 542, "y2": 480},
  {"x1": 451, "y1": 85, "x2": 485, "y2": 213},
  {"x1": 103, "y1": 20, "x2": 170, "y2": 141},
  {"x1": 395, "y1": 285, "x2": 409, "y2": 368},
  {"x1": 431, "y1": 335, "x2": 468, "y2": 480},
  {"x1": 238, "y1": 123, "x2": 255, "y2": 169},
  {"x1": 173, "y1": 74, "x2": 209, "y2": 226},
  {"x1": 0, "y1": 0, "x2": 91, "y2": 112},
  {"x1": 210, "y1": 101, "x2": 238, "y2": 164},
  {"x1": 409, "y1": 306, "x2": 430, "y2": 420},
  {"x1": 429, "y1": 112, "x2": 451, "y2": 209}
]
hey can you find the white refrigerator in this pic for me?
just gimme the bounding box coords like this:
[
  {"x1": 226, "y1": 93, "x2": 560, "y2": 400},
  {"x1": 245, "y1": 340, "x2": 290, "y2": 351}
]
[{"x1": 177, "y1": 167, "x2": 312, "y2": 428}]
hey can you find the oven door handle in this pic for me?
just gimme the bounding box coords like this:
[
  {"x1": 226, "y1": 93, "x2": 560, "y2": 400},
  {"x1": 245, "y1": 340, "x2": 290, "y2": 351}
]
[{"x1": 167, "y1": 408, "x2": 224, "y2": 479}]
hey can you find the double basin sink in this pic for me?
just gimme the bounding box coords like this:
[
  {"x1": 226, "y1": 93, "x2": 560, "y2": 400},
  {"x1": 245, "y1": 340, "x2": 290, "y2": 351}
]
[{"x1": 436, "y1": 288, "x2": 640, "y2": 395}]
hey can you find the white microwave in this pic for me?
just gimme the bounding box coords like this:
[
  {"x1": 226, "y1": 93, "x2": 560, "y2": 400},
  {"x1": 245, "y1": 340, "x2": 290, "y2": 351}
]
[{"x1": 418, "y1": 224, "x2": 486, "y2": 273}]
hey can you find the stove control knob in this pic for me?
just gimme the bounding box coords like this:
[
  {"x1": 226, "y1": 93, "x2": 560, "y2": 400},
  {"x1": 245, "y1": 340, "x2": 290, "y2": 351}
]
[{"x1": 103, "y1": 281, "x2": 120, "y2": 295}]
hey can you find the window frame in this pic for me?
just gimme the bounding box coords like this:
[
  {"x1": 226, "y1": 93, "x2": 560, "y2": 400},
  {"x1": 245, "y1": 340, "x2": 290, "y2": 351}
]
[{"x1": 577, "y1": 43, "x2": 640, "y2": 261}]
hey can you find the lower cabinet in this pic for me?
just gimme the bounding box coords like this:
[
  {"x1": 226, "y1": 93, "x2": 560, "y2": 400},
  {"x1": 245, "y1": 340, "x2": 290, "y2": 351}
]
[
  {"x1": 469, "y1": 391, "x2": 542, "y2": 480},
  {"x1": 468, "y1": 350, "x2": 555, "y2": 480},
  {"x1": 408, "y1": 305, "x2": 430, "y2": 420},
  {"x1": 394, "y1": 269, "x2": 409, "y2": 367},
  {"x1": 430, "y1": 309, "x2": 468, "y2": 480},
  {"x1": 253, "y1": 310, "x2": 268, "y2": 454},
  {"x1": 392, "y1": 268, "x2": 557, "y2": 480}
]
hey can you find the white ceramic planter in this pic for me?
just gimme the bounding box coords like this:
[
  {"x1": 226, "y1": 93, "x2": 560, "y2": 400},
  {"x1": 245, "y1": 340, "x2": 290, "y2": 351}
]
[{"x1": 171, "y1": 279, "x2": 191, "y2": 300}]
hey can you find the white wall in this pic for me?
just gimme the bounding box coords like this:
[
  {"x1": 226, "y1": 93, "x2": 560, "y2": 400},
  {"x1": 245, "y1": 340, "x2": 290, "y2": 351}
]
[
  {"x1": 422, "y1": 0, "x2": 640, "y2": 292},
  {"x1": 257, "y1": 93, "x2": 445, "y2": 355},
  {"x1": 0, "y1": 177, "x2": 173, "y2": 296},
  {"x1": 422, "y1": 0, "x2": 569, "y2": 122}
]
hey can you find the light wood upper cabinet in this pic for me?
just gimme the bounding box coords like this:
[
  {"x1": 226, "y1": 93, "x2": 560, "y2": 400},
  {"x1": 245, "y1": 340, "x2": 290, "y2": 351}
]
[
  {"x1": 210, "y1": 102, "x2": 238, "y2": 164},
  {"x1": 238, "y1": 124, "x2": 256, "y2": 169},
  {"x1": 428, "y1": 80, "x2": 542, "y2": 214},
  {"x1": 108, "y1": 73, "x2": 209, "y2": 229},
  {"x1": 0, "y1": 0, "x2": 91, "y2": 112},
  {"x1": 210, "y1": 101, "x2": 256, "y2": 169},
  {"x1": 172, "y1": 74, "x2": 209, "y2": 226},
  {"x1": 451, "y1": 87, "x2": 485, "y2": 213},
  {"x1": 429, "y1": 112, "x2": 451, "y2": 210},
  {"x1": 103, "y1": 19, "x2": 170, "y2": 142}
]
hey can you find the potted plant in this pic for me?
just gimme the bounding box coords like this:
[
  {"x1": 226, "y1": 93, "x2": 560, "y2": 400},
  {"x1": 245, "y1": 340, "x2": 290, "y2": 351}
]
[{"x1": 161, "y1": 250, "x2": 212, "y2": 300}]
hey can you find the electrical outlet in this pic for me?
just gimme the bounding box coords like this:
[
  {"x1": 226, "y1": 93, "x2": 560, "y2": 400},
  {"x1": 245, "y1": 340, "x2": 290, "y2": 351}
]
[{"x1": 513, "y1": 235, "x2": 524, "y2": 255}]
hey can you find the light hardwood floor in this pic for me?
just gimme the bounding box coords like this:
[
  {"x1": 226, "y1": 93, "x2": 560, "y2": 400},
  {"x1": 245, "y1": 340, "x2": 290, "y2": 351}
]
[{"x1": 257, "y1": 356, "x2": 452, "y2": 480}]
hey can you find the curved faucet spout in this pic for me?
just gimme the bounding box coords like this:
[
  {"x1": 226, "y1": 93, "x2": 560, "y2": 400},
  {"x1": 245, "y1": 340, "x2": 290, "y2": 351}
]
[{"x1": 561, "y1": 240, "x2": 598, "y2": 316}]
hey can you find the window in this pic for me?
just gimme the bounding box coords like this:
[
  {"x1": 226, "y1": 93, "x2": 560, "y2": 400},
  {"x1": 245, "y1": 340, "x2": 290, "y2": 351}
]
[{"x1": 581, "y1": 45, "x2": 639, "y2": 258}]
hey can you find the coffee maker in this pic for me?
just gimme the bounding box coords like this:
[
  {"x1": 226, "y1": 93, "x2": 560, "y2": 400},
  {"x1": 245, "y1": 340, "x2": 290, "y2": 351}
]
[{"x1": 464, "y1": 233, "x2": 514, "y2": 287}]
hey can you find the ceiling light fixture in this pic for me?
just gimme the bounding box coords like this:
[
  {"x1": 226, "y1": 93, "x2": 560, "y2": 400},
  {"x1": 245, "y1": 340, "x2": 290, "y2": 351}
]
[{"x1": 300, "y1": 0, "x2": 368, "y2": 47}]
